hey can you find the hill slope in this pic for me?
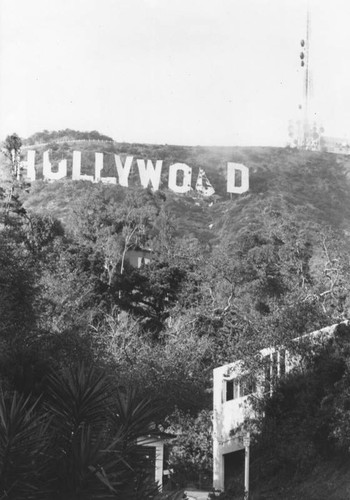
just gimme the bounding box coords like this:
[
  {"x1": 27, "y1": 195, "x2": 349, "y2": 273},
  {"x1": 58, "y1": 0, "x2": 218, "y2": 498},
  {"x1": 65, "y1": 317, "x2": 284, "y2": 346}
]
[
  {"x1": 2, "y1": 132, "x2": 350, "y2": 497},
  {"x1": 19, "y1": 137, "x2": 350, "y2": 245}
]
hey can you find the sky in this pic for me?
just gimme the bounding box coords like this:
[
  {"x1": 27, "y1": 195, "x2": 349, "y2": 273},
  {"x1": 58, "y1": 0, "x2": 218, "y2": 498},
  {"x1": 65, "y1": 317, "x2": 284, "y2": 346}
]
[{"x1": 1, "y1": 0, "x2": 350, "y2": 146}]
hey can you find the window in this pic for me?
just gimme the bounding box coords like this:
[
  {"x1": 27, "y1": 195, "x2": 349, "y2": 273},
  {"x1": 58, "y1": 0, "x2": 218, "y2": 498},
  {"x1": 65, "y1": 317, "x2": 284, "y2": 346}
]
[
  {"x1": 137, "y1": 256, "x2": 151, "y2": 267},
  {"x1": 272, "y1": 352, "x2": 278, "y2": 388},
  {"x1": 139, "y1": 446, "x2": 156, "y2": 481},
  {"x1": 279, "y1": 349, "x2": 286, "y2": 377},
  {"x1": 242, "y1": 374, "x2": 257, "y2": 396},
  {"x1": 226, "y1": 379, "x2": 234, "y2": 401},
  {"x1": 225, "y1": 375, "x2": 256, "y2": 402},
  {"x1": 264, "y1": 356, "x2": 271, "y2": 394},
  {"x1": 264, "y1": 349, "x2": 287, "y2": 395}
]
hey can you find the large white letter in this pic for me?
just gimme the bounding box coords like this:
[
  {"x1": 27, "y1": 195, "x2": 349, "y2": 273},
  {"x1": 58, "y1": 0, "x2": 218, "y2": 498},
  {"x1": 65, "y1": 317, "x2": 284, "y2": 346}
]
[
  {"x1": 227, "y1": 162, "x2": 249, "y2": 194},
  {"x1": 195, "y1": 168, "x2": 215, "y2": 197},
  {"x1": 136, "y1": 159, "x2": 162, "y2": 191},
  {"x1": 114, "y1": 155, "x2": 133, "y2": 187},
  {"x1": 72, "y1": 151, "x2": 94, "y2": 182},
  {"x1": 22, "y1": 150, "x2": 36, "y2": 181},
  {"x1": 43, "y1": 151, "x2": 67, "y2": 180},
  {"x1": 94, "y1": 152, "x2": 116, "y2": 184},
  {"x1": 168, "y1": 163, "x2": 192, "y2": 194}
]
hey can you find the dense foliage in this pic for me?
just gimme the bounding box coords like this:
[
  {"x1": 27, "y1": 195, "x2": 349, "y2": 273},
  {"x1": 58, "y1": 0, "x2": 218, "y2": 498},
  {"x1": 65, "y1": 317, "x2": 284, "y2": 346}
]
[
  {"x1": 245, "y1": 322, "x2": 350, "y2": 499},
  {"x1": 0, "y1": 365, "x2": 164, "y2": 499},
  {"x1": 164, "y1": 409, "x2": 213, "y2": 489}
]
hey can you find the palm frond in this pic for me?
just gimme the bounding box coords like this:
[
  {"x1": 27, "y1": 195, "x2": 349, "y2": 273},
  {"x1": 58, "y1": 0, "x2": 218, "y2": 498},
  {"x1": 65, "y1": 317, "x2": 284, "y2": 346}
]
[
  {"x1": 0, "y1": 389, "x2": 50, "y2": 500},
  {"x1": 45, "y1": 363, "x2": 113, "y2": 432}
]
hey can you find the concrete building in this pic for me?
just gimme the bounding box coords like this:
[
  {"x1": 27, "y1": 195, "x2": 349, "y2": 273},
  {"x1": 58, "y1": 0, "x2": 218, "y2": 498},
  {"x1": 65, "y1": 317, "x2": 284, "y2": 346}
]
[{"x1": 212, "y1": 322, "x2": 349, "y2": 491}]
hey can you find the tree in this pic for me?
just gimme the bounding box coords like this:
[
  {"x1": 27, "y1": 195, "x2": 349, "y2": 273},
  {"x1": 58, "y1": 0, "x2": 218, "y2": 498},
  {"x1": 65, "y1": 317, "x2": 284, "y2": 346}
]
[
  {"x1": 65, "y1": 185, "x2": 163, "y2": 319},
  {"x1": 2, "y1": 133, "x2": 22, "y2": 180},
  {"x1": 1, "y1": 134, "x2": 26, "y2": 227},
  {"x1": 89, "y1": 309, "x2": 212, "y2": 414},
  {"x1": 164, "y1": 409, "x2": 213, "y2": 489},
  {"x1": 0, "y1": 226, "x2": 37, "y2": 344}
]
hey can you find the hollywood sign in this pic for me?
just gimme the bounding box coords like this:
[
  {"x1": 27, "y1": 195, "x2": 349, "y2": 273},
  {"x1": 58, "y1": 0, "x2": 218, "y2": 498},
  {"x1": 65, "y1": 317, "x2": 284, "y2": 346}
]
[{"x1": 22, "y1": 150, "x2": 249, "y2": 195}]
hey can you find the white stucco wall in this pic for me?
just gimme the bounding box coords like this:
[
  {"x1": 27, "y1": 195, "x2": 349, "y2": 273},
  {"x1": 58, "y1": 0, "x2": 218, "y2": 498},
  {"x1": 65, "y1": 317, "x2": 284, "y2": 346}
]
[
  {"x1": 125, "y1": 249, "x2": 152, "y2": 268},
  {"x1": 212, "y1": 322, "x2": 349, "y2": 491},
  {"x1": 213, "y1": 362, "x2": 253, "y2": 490}
]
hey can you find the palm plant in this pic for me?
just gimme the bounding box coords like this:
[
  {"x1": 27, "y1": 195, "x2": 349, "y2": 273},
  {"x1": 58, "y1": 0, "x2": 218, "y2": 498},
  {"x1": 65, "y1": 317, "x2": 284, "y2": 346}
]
[
  {"x1": 45, "y1": 363, "x2": 163, "y2": 499},
  {"x1": 110, "y1": 387, "x2": 164, "y2": 499},
  {"x1": 0, "y1": 389, "x2": 50, "y2": 500}
]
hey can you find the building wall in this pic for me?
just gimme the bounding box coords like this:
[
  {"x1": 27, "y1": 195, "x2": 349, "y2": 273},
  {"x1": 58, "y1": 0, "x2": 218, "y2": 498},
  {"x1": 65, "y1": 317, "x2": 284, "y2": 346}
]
[
  {"x1": 213, "y1": 363, "x2": 250, "y2": 489},
  {"x1": 125, "y1": 249, "x2": 152, "y2": 268},
  {"x1": 212, "y1": 322, "x2": 348, "y2": 491}
]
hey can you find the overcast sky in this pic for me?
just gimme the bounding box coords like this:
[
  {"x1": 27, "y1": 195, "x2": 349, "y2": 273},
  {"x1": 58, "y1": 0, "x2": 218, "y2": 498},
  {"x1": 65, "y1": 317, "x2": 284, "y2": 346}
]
[{"x1": 1, "y1": 0, "x2": 350, "y2": 146}]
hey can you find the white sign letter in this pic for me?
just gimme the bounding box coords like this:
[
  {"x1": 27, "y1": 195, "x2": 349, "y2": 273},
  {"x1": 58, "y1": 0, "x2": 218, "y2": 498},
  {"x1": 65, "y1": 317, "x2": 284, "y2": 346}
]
[
  {"x1": 114, "y1": 155, "x2": 133, "y2": 187},
  {"x1": 195, "y1": 168, "x2": 215, "y2": 197},
  {"x1": 136, "y1": 159, "x2": 162, "y2": 191},
  {"x1": 94, "y1": 153, "x2": 116, "y2": 184},
  {"x1": 168, "y1": 163, "x2": 192, "y2": 194},
  {"x1": 227, "y1": 162, "x2": 249, "y2": 194},
  {"x1": 43, "y1": 151, "x2": 67, "y2": 181},
  {"x1": 72, "y1": 151, "x2": 94, "y2": 182},
  {"x1": 22, "y1": 150, "x2": 36, "y2": 181}
]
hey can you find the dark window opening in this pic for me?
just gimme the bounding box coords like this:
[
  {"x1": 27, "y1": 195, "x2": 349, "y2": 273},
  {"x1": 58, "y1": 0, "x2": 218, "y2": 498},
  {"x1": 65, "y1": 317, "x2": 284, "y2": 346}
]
[
  {"x1": 224, "y1": 450, "x2": 244, "y2": 491},
  {"x1": 226, "y1": 379, "x2": 234, "y2": 401},
  {"x1": 139, "y1": 446, "x2": 156, "y2": 481},
  {"x1": 225, "y1": 375, "x2": 256, "y2": 402},
  {"x1": 264, "y1": 349, "x2": 286, "y2": 395},
  {"x1": 280, "y1": 349, "x2": 286, "y2": 377},
  {"x1": 272, "y1": 351, "x2": 278, "y2": 389},
  {"x1": 264, "y1": 356, "x2": 271, "y2": 393}
]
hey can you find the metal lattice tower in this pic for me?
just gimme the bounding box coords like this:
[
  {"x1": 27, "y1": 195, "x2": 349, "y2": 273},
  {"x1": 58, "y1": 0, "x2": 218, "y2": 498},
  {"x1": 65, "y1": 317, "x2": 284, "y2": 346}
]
[{"x1": 299, "y1": 7, "x2": 311, "y2": 147}]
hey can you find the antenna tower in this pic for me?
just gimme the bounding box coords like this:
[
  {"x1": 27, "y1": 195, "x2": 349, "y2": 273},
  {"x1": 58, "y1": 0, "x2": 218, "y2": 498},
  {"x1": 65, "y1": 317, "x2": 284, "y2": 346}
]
[{"x1": 299, "y1": 6, "x2": 311, "y2": 147}]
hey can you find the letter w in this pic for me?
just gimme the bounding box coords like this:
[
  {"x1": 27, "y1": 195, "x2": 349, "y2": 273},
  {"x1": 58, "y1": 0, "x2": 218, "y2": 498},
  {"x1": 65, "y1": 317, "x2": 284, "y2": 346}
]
[{"x1": 136, "y1": 159, "x2": 162, "y2": 191}]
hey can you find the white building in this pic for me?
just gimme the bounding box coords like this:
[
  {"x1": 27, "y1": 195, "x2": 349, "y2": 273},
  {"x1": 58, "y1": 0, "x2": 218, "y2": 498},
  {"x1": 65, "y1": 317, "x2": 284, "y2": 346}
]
[
  {"x1": 212, "y1": 322, "x2": 349, "y2": 491},
  {"x1": 125, "y1": 248, "x2": 152, "y2": 268},
  {"x1": 137, "y1": 433, "x2": 174, "y2": 491},
  {"x1": 322, "y1": 136, "x2": 350, "y2": 155}
]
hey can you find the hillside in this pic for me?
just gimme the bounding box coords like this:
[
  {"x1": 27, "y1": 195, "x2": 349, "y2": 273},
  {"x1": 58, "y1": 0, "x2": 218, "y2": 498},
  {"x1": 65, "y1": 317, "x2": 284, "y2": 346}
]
[
  {"x1": 19, "y1": 136, "x2": 350, "y2": 246},
  {"x1": 2, "y1": 131, "x2": 350, "y2": 498}
]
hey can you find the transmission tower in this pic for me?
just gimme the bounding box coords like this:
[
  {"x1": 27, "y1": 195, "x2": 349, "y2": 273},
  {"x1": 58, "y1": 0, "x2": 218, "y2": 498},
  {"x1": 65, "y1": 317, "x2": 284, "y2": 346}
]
[{"x1": 298, "y1": 7, "x2": 311, "y2": 147}]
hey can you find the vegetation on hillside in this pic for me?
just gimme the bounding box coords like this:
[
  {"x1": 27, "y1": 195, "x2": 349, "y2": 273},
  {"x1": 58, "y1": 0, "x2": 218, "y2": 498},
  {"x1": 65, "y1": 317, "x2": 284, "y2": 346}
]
[
  {"x1": 1, "y1": 131, "x2": 350, "y2": 498},
  {"x1": 23, "y1": 129, "x2": 113, "y2": 145}
]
